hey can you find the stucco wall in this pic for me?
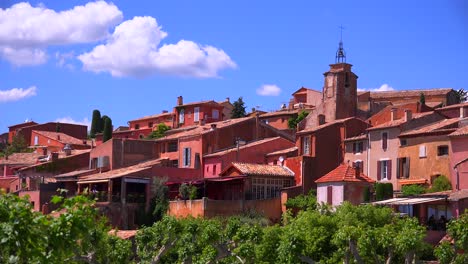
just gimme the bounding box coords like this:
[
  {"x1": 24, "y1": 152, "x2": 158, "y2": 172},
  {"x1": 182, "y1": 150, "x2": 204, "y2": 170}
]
[
  {"x1": 368, "y1": 128, "x2": 399, "y2": 189},
  {"x1": 317, "y1": 183, "x2": 344, "y2": 206},
  {"x1": 344, "y1": 140, "x2": 368, "y2": 174},
  {"x1": 450, "y1": 136, "x2": 468, "y2": 190}
]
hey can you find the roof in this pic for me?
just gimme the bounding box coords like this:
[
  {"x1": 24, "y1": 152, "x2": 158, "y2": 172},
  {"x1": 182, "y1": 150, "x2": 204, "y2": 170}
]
[
  {"x1": 373, "y1": 197, "x2": 445, "y2": 205},
  {"x1": 368, "y1": 88, "x2": 454, "y2": 99},
  {"x1": 344, "y1": 134, "x2": 367, "y2": 142},
  {"x1": 203, "y1": 137, "x2": 283, "y2": 158},
  {"x1": 449, "y1": 125, "x2": 468, "y2": 137},
  {"x1": 297, "y1": 117, "x2": 357, "y2": 135},
  {"x1": 78, "y1": 158, "x2": 166, "y2": 183},
  {"x1": 223, "y1": 162, "x2": 294, "y2": 177},
  {"x1": 0, "y1": 152, "x2": 43, "y2": 165},
  {"x1": 436, "y1": 102, "x2": 468, "y2": 111},
  {"x1": 17, "y1": 150, "x2": 91, "y2": 172},
  {"x1": 54, "y1": 169, "x2": 96, "y2": 178},
  {"x1": 129, "y1": 112, "x2": 174, "y2": 122},
  {"x1": 292, "y1": 86, "x2": 321, "y2": 95},
  {"x1": 421, "y1": 190, "x2": 468, "y2": 201},
  {"x1": 315, "y1": 164, "x2": 375, "y2": 183},
  {"x1": 265, "y1": 146, "x2": 298, "y2": 157},
  {"x1": 33, "y1": 130, "x2": 88, "y2": 146},
  {"x1": 176, "y1": 100, "x2": 221, "y2": 108},
  {"x1": 260, "y1": 109, "x2": 300, "y2": 118},
  {"x1": 157, "y1": 116, "x2": 254, "y2": 140},
  {"x1": 399, "y1": 179, "x2": 428, "y2": 185},
  {"x1": 8, "y1": 121, "x2": 38, "y2": 129},
  {"x1": 399, "y1": 118, "x2": 460, "y2": 137},
  {"x1": 367, "y1": 111, "x2": 435, "y2": 131}
]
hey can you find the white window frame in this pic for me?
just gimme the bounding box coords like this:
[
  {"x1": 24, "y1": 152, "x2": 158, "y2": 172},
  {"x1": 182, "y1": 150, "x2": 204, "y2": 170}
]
[
  {"x1": 419, "y1": 145, "x2": 427, "y2": 158},
  {"x1": 34, "y1": 135, "x2": 39, "y2": 145},
  {"x1": 179, "y1": 109, "x2": 185, "y2": 124},
  {"x1": 183, "y1": 147, "x2": 191, "y2": 167},
  {"x1": 302, "y1": 136, "x2": 310, "y2": 155},
  {"x1": 194, "y1": 107, "x2": 200, "y2": 122},
  {"x1": 380, "y1": 159, "x2": 390, "y2": 180}
]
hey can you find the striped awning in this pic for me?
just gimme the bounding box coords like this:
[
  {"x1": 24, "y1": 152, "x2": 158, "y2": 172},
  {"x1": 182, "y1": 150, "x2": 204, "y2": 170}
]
[{"x1": 373, "y1": 197, "x2": 445, "y2": 205}]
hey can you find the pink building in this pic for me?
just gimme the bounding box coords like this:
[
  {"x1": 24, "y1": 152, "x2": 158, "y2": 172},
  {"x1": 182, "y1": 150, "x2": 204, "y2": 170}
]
[
  {"x1": 449, "y1": 125, "x2": 468, "y2": 190},
  {"x1": 316, "y1": 164, "x2": 374, "y2": 206}
]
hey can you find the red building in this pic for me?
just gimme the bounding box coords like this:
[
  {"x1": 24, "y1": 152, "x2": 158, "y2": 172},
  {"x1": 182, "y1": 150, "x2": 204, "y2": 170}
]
[
  {"x1": 203, "y1": 136, "x2": 296, "y2": 177},
  {"x1": 367, "y1": 102, "x2": 434, "y2": 127},
  {"x1": 156, "y1": 116, "x2": 293, "y2": 172},
  {"x1": 8, "y1": 121, "x2": 87, "y2": 146},
  {"x1": 449, "y1": 124, "x2": 468, "y2": 190},
  {"x1": 173, "y1": 96, "x2": 225, "y2": 128},
  {"x1": 31, "y1": 130, "x2": 90, "y2": 152},
  {"x1": 289, "y1": 87, "x2": 322, "y2": 109},
  {"x1": 296, "y1": 117, "x2": 370, "y2": 191}
]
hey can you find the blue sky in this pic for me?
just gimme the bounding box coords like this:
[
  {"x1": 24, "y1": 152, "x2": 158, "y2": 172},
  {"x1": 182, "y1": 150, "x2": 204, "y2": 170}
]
[{"x1": 0, "y1": 0, "x2": 466, "y2": 132}]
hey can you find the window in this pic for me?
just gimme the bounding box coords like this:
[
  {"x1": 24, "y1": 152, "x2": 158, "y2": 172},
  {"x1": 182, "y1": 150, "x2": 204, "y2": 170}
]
[
  {"x1": 34, "y1": 136, "x2": 38, "y2": 145},
  {"x1": 382, "y1": 132, "x2": 388, "y2": 150},
  {"x1": 378, "y1": 160, "x2": 392, "y2": 180},
  {"x1": 251, "y1": 178, "x2": 291, "y2": 200},
  {"x1": 302, "y1": 136, "x2": 310, "y2": 155},
  {"x1": 194, "y1": 107, "x2": 200, "y2": 122},
  {"x1": 397, "y1": 157, "x2": 410, "y2": 179},
  {"x1": 179, "y1": 109, "x2": 185, "y2": 124},
  {"x1": 419, "y1": 145, "x2": 427, "y2": 158},
  {"x1": 353, "y1": 141, "x2": 364, "y2": 154},
  {"x1": 135, "y1": 124, "x2": 140, "y2": 129},
  {"x1": 212, "y1": 109, "x2": 219, "y2": 119},
  {"x1": 148, "y1": 122, "x2": 153, "y2": 128},
  {"x1": 437, "y1": 145, "x2": 449, "y2": 156},
  {"x1": 171, "y1": 160, "x2": 179, "y2": 167},
  {"x1": 183, "y1": 147, "x2": 191, "y2": 167},
  {"x1": 213, "y1": 165, "x2": 217, "y2": 175},
  {"x1": 327, "y1": 186, "x2": 333, "y2": 204},
  {"x1": 400, "y1": 139, "x2": 407, "y2": 146},
  {"x1": 168, "y1": 142, "x2": 178, "y2": 152}
]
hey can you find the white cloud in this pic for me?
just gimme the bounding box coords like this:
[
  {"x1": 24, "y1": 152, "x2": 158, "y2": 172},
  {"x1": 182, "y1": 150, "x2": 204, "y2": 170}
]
[
  {"x1": 55, "y1": 51, "x2": 75, "y2": 70},
  {"x1": 78, "y1": 16, "x2": 236, "y2": 78},
  {"x1": 257, "y1": 84, "x2": 281, "y2": 96},
  {"x1": 0, "y1": 1, "x2": 123, "y2": 65},
  {"x1": 357, "y1": 83, "x2": 395, "y2": 92},
  {"x1": 0, "y1": 86, "x2": 37, "y2": 102},
  {"x1": 55, "y1": 117, "x2": 91, "y2": 129}
]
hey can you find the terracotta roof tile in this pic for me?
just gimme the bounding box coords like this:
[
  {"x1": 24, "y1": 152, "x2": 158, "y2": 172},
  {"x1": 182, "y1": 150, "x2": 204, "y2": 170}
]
[
  {"x1": 260, "y1": 109, "x2": 300, "y2": 118},
  {"x1": 399, "y1": 179, "x2": 428, "y2": 185},
  {"x1": 203, "y1": 137, "x2": 283, "y2": 158},
  {"x1": 229, "y1": 162, "x2": 294, "y2": 177},
  {"x1": 265, "y1": 146, "x2": 298, "y2": 157},
  {"x1": 129, "y1": 112, "x2": 174, "y2": 122},
  {"x1": 436, "y1": 102, "x2": 468, "y2": 111},
  {"x1": 367, "y1": 112, "x2": 435, "y2": 131},
  {"x1": 0, "y1": 152, "x2": 43, "y2": 165},
  {"x1": 176, "y1": 100, "x2": 220, "y2": 108},
  {"x1": 449, "y1": 125, "x2": 468, "y2": 137},
  {"x1": 344, "y1": 134, "x2": 367, "y2": 142},
  {"x1": 298, "y1": 117, "x2": 357, "y2": 134},
  {"x1": 17, "y1": 150, "x2": 91, "y2": 171},
  {"x1": 399, "y1": 118, "x2": 460, "y2": 137},
  {"x1": 33, "y1": 130, "x2": 88, "y2": 146},
  {"x1": 315, "y1": 164, "x2": 375, "y2": 183},
  {"x1": 78, "y1": 158, "x2": 166, "y2": 182},
  {"x1": 157, "y1": 117, "x2": 254, "y2": 140},
  {"x1": 368, "y1": 88, "x2": 453, "y2": 99}
]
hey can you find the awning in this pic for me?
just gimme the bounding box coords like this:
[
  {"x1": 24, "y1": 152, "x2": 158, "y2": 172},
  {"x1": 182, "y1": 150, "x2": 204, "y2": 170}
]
[
  {"x1": 123, "y1": 178, "x2": 150, "y2": 184},
  {"x1": 399, "y1": 179, "x2": 427, "y2": 185},
  {"x1": 373, "y1": 197, "x2": 445, "y2": 205},
  {"x1": 77, "y1": 179, "x2": 109, "y2": 184},
  {"x1": 205, "y1": 177, "x2": 245, "y2": 182}
]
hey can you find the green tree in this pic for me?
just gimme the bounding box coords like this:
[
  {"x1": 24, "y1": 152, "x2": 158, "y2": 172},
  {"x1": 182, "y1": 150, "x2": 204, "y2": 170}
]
[
  {"x1": 402, "y1": 184, "x2": 427, "y2": 196},
  {"x1": 102, "y1": 117, "x2": 113, "y2": 142},
  {"x1": 284, "y1": 190, "x2": 317, "y2": 211},
  {"x1": 434, "y1": 211, "x2": 468, "y2": 264},
  {"x1": 150, "y1": 177, "x2": 169, "y2": 222},
  {"x1": 148, "y1": 123, "x2": 171, "y2": 139},
  {"x1": 420, "y1": 92, "x2": 426, "y2": 105},
  {"x1": 231, "y1": 97, "x2": 247, "y2": 118},
  {"x1": 287, "y1": 110, "x2": 309, "y2": 129},
  {"x1": 90, "y1": 109, "x2": 102, "y2": 138},
  {"x1": 1, "y1": 134, "x2": 31, "y2": 158},
  {"x1": 428, "y1": 175, "x2": 452, "y2": 193}
]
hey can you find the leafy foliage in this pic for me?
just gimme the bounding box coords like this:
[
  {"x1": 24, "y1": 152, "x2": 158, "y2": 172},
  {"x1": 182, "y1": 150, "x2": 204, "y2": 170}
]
[
  {"x1": 102, "y1": 116, "x2": 113, "y2": 142},
  {"x1": 287, "y1": 110, "x2": 309, "y2": 129},
  {"x1": 428, "y1": 175, "x2": 452, "y2": 193},
  {"x1": 178, "y1": 183, "x2": 198, "y2": 200},
  {"x1": 375, "y1": 182, "x2": 394, "y2": 201},
  {"x1": 90, "y1": 109, "x2": 102, "y2": 138},
  {"x1": 402, "y1": 184, "x2": 427, "y2": 196},
  {"x1": 455, "y1": 88, "x2": 467, "y2": 103},
  {"x1": 434, "y1": 210, "x2": 468, "y2": 264},
  {"x1": 231, "y1": 97, "x2": 247, "y2": 118},
  {"x1": 420, "y1": 92, "x2": 426, "y2": 105},
  {"x1": 284, "y1": 190, "x2": 317, "y2": 211},
  {"x1": 0, "y1": 134, "x2": 32, "y2": 158},
  {"x1": 148, "y1": 123, "x2": 171, "y2": 139}
]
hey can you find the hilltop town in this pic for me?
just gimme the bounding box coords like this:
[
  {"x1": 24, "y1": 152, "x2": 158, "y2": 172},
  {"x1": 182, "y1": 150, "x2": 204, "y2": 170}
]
[{"x1": 1, "y1": 44, "x2": 468, "y2": 258}]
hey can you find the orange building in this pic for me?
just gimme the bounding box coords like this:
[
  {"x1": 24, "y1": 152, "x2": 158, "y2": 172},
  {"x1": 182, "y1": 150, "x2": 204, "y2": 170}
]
[
  {"x1": 31, "y1": 130, "x2": 90, "y2": 152},
  {"x1": 173, "y1": 96, "x2": 225, "y2": 128}
]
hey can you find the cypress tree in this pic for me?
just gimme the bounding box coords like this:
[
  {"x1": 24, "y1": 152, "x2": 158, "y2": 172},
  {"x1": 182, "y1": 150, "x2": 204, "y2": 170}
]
[
  {"x1": 102, "y1": 117, "x2": 113, "y2": 142},
  {"x1": 100, "y1": 115, "x2": 110, "y2": 134},
  {"x1": 90, "y1": 110, "x2": 101, "y2": 138},
  {"x1": 419, "y1": 93, "x2": 426, "y2": 105}
]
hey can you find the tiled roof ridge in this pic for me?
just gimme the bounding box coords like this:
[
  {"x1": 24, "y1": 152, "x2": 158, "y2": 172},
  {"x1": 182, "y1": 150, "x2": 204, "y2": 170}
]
[
  {"x1": 129, "y1": 112, "x2": 174, "y2": 122},
  {"x1": 203, "y1": 137, "x2": 282, "y2": 157},
  {"x1": 33, "y1": 130, "x2": 86, "y2": 145}
]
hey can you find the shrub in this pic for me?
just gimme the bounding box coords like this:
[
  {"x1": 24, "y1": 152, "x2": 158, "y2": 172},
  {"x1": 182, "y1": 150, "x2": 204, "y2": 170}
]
[
  {"x1": 428, "y1": 176, "x2": 452, "y2": 193},
  {"x1": 402, "y1": 184, "x2": 426, "y2": 196}
]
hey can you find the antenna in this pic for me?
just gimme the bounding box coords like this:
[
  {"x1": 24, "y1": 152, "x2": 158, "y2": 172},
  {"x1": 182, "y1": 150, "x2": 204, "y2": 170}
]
[{"x1": 335, "y1": 25, "x2": 346, "y2": 63}]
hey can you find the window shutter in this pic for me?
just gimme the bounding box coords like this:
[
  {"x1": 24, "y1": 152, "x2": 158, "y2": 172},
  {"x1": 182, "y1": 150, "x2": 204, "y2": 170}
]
[
  {"x1": 183, "y1": 148, "x2": 187, "y2": 167},
  {"x1": 353, "y1": 143, "x2": 356, "y2": 154},
  {"x1": 188, "y1": 148, "x2": 191, "y2": 166},
  {"x1": 377, "y1": 161, "x2": 381, "y2": 181},
  {"x1": 396, "y1": 158, "x2": 401, "y2": 179},
  {"x1": 388, "y1": 160, "x2": 392, "y2": 180},
  {"x1": 327, "y1": 186, "x2": 333, "y2": 205},
  {"x1": 406, "y1": 157, "x2": 410, "y2": 178}
]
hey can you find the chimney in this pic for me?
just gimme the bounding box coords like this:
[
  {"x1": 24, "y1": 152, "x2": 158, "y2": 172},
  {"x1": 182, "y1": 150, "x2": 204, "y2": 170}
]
[
  {"x1": 226, "y1": 97, "x2": 230, "y2": 102},
  {"x1": 177, "y1": 96, "x2": 183, "y2": 106},
  {"x1": 57, "y1": 135, "x2": 61, "y2": 141},
  {"x1": 210, "y1": 124, "x2": 217, "y2": 131},
  {"x1": 404, "y1": 109, "x2": 412, "y2": 122},
  {"x1": 460, "y1": 107, "x2": 466, "y2": 119},
  {"x1": 390, "y1": 108, "x2": 398, "y2": 121},
  {"x1": 354, "y1": 164, "x2": 361, "y2": 177},
  {"x1": 162, "y1": 110, "x2": 168, "y2": 114},
  {"x1": 51, "y1": 152, "x2": 59, "y2": 161},
  {"x1": 42, "y1": 147, "x2": 47, "y2": 156}
]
